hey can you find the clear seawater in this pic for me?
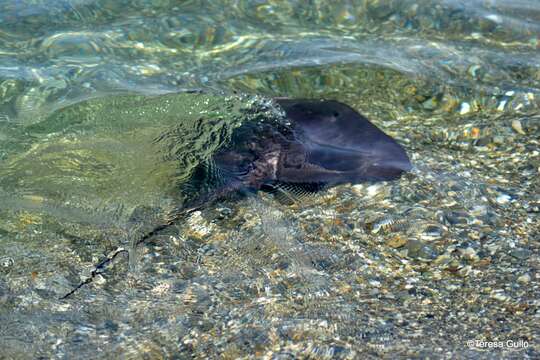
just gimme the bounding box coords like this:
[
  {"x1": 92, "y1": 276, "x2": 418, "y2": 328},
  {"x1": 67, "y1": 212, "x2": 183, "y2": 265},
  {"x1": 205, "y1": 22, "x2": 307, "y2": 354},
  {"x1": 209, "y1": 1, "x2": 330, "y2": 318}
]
[{"x1": 0, "y1": 1, "x2": 539, "y2": 358}]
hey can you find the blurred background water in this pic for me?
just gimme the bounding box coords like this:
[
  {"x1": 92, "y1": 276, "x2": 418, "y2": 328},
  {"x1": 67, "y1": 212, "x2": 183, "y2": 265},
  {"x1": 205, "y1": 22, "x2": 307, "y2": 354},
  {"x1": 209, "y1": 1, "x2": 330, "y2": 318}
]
[{"x1": 0, "y1": 0, "x2": 539, "y2": 358}]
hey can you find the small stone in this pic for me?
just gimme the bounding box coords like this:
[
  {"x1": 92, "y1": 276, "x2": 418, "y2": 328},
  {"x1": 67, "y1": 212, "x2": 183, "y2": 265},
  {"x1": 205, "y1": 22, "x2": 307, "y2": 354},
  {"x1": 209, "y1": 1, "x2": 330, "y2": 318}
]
[
  {"x1": 366, "y1": 184, "x2": 383, "y2": 197},
  {"x1": 509, "y1": 248, "x2": 531, "y2": 260},
  {"x1": 512, "y1": 119, "x2": 526, "y2": 135},
  {"x1": 339, "y1": 283, "x2": 352, "y2": 294},
  {"x1": 475, "y1": 257, "x2": 491, "y2": 267},
  {"x1": 460, "y1": 103, "x2": 471, "y2": 115},
  {"x1": 468, "y1": 64, "x2": 482, "y2": 79},
  {"x1": 458, "y1": 265, "x2": 473, "y2": 277},
  {"x1": 433, "y1": 254, "x2": 452, "y2": 266},
  {"x1": 490, "y1": 290, "x2": 509, "y2": 302},
  {"x1": 468, "y1": 230, "x2": 482, "y2": 240},
  {"x1": 441, "y1": 96, "x2": 459, "y2": 112},
  {"x1": 470, "y1": 205, "x2": 487, "y2": 216},
  {"x1": 187, "y1": 211, "x2": 213, "y2": 238},
  {"x1": 496, "y1": 194, "x2": 511, "y2": 204},
  {"x1": 406, "y1": 240, "x2": 437, "y2": 260},
  {"x1": 151, "y1": 282, "x2": 172, "y2": 295},
  {"x1": 0, "y1": 257, "x2": 14, "y2": 271},
  {"x1": 485, "y1": 243, "x2": 500, "y2": 255},
  {"x1": 422, "y1": 97, "x2": 438, "y2": 110},
  {"x1": 517, "y1": 274, "x2": 531, "y2": 284},
  {"x1": 351, "y1": 184, "x2": 365, "y2": 196},
  {"x1": 446, "y1": 259, "x2": 462, "y2": 272},
  {"x1": 94, "y1": 274, "x2": 106, "y2": 285},
  {"x1": 492, "y1": 135, "x2": 505, "y2": 145},
  {"x1": 460, "y1": 247, "x2": 479, "y2": 261},
  {"x1": 431, "y1": 271, "x2": 442, "y2": 280},
  {"x1": 386, "y1": 235, "x2": 407, "y2": 248}
]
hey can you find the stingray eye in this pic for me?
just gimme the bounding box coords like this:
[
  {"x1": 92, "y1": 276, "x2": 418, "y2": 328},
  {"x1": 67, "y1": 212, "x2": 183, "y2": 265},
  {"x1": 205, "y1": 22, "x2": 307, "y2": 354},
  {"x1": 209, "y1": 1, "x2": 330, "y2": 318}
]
[{"x1": 333, "y1": 112, "x2": 339, "y2": 117}]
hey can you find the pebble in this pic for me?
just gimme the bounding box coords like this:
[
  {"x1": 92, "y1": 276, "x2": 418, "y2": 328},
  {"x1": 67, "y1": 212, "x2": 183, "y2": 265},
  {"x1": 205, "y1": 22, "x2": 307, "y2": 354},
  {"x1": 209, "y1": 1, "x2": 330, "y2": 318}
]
[
  {"x1": 470, "y1": 205, "x2": 487, "y2": 217},
  {"x1": 459, "y1": 103, "x2": 471, "y2": 115},
  {"x1": 366, "y1": 184, "x2": 384, "y2": 197},
  {"x1": 511, "y1": 119, "x2": 526, "y2": 135},
  {"x1": 406, "y1": 240, "x2": 437, "y2": 260},
  {"x1": 386, "y1": 235, "x2": 408, "y2": 248},
  {"x1": 433, "y1": 254, "x2": 452, "y2": 266},
  {"x1": 497, "y1": 99, "x2": 507, "y2": 111},
  {"x1": 187, "y1": 211, "x2": 214, "y2": 238},
  {"x1": 94, "y1": 274, "x2": 106, "y2": 285},
  {"x1": 0, "y1": 257, "x2": 14, "y2": 271},
  {"x1": 485, "y1": 14, "x2": 502, "y2": 23},
  {"x1": 460, "y1": 247, "x2": 479, "y2": 261},
  {"x1": 509, "y1": 248, "x2": 531, "y2": 260},
  {"x1": 496, "y1": 194, "x2": 511, "y2": 204},
  {"x1": 468, "y1": 64, "x2": 482, "y2": 78},
  {"x1": 151, "y1": 282, "x2": 172, "y2": 295},
  {"x1": 517, "y1": 274, "x2": 531, "y2": 284},
  {"x1": 422, "y1": 97, "x2": 438, "y2": 110},
  {"x1": 351, "y1": 184, "x2": 365, "y2": 196}
]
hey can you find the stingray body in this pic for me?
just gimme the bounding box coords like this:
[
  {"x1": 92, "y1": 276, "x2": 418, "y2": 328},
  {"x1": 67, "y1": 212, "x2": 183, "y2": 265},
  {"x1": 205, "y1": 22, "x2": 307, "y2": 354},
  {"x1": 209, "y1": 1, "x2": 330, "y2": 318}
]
[
  {"x1": 134, "y1": 98, "x2": 412, "y2": 272},
  {"x1": 181, "y1": 99, "x2": 411, "y2": 210},
  {"x1": 62, "y1": 98, "x2": 412, "y2": 298}
]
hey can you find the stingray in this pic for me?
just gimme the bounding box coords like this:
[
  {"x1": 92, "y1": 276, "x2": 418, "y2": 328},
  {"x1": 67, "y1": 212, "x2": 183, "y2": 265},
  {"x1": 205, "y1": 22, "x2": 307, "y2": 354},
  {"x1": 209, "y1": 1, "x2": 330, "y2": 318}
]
[
  {"x1": 179, "y1": 98, "x2": 411, "y2": 208},
  {"x1": 61, "y1": 98, "x2": 411, "y2": 299},
  {"x1": 132, "y1": 98, "x2": 411, "y2": 246}
]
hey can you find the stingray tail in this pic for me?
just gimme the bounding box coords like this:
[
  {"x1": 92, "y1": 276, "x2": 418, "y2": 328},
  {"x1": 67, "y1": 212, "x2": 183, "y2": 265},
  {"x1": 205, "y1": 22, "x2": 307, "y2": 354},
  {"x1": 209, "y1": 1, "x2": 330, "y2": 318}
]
[
  {"x1": 59, "y1": 181, "x2": 246, "y2": 300},
  {"x1": 59, "y1": 208, "x2": 195, "y2": 300}
]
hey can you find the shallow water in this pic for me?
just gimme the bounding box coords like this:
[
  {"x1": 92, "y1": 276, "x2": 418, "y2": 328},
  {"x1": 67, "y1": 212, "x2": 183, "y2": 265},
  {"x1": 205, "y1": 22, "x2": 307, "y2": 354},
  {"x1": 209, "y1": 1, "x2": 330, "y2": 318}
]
[{"x1": 0, "y1": 0, "x2": 539, "y2": 358}]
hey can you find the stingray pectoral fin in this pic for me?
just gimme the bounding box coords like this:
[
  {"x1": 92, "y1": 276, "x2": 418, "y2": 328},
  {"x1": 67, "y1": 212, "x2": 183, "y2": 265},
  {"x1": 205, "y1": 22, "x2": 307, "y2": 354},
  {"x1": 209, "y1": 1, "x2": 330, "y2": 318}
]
[
  {"x1": 276, "y1": 99, "x2": 412, "y2": 181},
  {"x1": 305, "y1": 142, "x2": 411, "y2": 182},
  {"x1": 366, "y1": 153, "x2": 412, "y2": 180},
  {"x1": 277, "y1": 159, "x2": 350, "y2": 185},
  {"x1": 275, "y1": 99, "x2": 393, "y2": 151}
]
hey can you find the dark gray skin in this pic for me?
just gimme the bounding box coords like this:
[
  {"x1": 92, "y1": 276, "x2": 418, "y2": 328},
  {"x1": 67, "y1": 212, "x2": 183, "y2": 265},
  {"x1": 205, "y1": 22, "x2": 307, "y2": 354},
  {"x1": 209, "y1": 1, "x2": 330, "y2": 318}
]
[
  {"x1": 192, "y1": 99, "x2": 411, "y2": 201},
  {"x1": 271, "y1": 99, "x2": 411, "y2": 184}
]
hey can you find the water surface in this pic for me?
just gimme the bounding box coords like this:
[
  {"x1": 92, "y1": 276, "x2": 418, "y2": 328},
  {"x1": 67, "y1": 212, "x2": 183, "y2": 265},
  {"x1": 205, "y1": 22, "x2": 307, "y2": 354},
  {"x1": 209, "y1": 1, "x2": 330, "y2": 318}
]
[{"x1": 0, "y1": 0, "x2": 538, "y2": 358}]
